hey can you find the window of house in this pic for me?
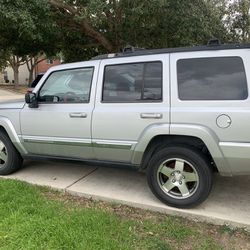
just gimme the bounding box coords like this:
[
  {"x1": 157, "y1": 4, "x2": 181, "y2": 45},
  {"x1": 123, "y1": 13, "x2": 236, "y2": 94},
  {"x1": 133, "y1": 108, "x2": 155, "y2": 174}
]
[
  {"x1": 102, "y1": 61, "x2": 162, "y2": 102},
  {"x1": 39, "y1": 67, "x2": 94, "y2": 103},
  {"x1": 47, "y1": 59, "x2": 53, "y2": 64},
  {"x1": 177, "y1": 57, "x2": 248, "y2": 100}
]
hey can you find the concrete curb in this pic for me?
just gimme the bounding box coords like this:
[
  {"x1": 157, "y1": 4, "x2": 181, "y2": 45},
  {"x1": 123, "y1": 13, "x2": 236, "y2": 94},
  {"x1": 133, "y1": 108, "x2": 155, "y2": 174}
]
[
  {"x1": 1, "y1": 161, "x2": 249, "y2": 231},
  {"x1": 66, "y1": 189, "x2": 250, "y2": 231}
]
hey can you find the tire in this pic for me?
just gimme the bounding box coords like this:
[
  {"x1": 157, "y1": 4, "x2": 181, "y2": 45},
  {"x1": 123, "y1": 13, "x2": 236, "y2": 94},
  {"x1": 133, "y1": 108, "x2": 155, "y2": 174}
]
[
  {"x1": 147, "y1": 145, "x2": 213, "y2": 208},
  {"x1": 0, "y1": 131, "x2": 23, "y2": 175}
]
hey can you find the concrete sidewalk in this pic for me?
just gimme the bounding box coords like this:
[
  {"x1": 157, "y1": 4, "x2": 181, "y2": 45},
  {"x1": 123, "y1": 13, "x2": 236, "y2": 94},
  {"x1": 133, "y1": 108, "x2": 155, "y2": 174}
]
[
  {"x1": 3, "y1": 160, "x2": 250, "y2": 230},
  {"x1": 0, "y1": 89, "x2": 24, "y2": 101}
]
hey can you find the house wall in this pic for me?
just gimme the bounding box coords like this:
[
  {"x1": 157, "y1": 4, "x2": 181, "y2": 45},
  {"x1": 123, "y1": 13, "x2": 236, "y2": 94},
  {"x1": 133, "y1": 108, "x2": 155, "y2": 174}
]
[
  {"x1": 35, "y1": 59, "x2": 61, "y2": 75},
  {"x1": 0, "y1": 72, "x2": 4, "y2": 84},
  {"x1": 0, "y1": 58, "x2": 61, "y2": 85},
  {"x1": 2, "y1": 64, "x2": 30, "y2": 85}
]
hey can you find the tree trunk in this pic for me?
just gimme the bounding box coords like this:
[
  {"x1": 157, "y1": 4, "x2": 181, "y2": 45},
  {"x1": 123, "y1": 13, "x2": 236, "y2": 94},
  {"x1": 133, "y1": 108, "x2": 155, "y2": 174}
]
[
  {"x1": 26, "y1": 56, "x2": 46, "y2": 86},
  {"x1": 28, "y1": 70, "x2": 34, "y2": 85},
  {"x1": 13, "y1": 66, "x2": 19, "y2": 88},
  {"x1": 8, "y1": 55, "x2": 25, "y2": 88},
  {"x1": 82, "y1": 21, "x2": 114, "y2": 52},
  {"x1": 26, "y1": 57, "x2": 35, "y2": 85},
  {"x1": 49, "y1": 0, "x2": 114, "y2": 52},
  {"x1": 27, "y1": 61, "x2": 35, "y2": 85}
]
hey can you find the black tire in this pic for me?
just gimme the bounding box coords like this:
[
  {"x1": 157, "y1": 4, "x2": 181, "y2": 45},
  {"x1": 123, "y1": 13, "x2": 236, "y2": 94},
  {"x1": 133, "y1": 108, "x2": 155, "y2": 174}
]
[
  {"x1": 0, "y1": 131, "x2": 23, "y2": 175},
  {"x1": 147, "y1": 145, "x2": 213, "y2": 208}
]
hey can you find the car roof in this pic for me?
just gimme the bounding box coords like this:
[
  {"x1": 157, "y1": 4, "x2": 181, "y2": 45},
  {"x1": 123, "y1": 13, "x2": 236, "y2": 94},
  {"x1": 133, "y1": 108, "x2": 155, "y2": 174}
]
[{"x1": 91, "y1": 43, "x2": 250, "y2": 60}]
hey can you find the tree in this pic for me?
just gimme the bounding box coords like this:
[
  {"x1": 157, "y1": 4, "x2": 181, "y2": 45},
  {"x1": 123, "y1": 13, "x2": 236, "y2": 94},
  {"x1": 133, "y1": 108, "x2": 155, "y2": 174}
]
[
  {"x1": 0, "y1": 0, "x2": 233, "y2": 71},
  {"x1": 226, "y1": 0, "x2": 250, "y2": 42},
  {"x1": 48, "y1": 0, "x2": 229, "y2": 60},
  {"x1": 0, "y1": 49, "x2": 9, "y2": 70},
  {"x1": 25, "y1": 55, "x2": 47, "y2": 84},
  {"x1": 0, "y1": 0, "x2": 60, "y2": 86},
  {"x1": 49, "y1": 0, "x2": 114, "y2": 52}
]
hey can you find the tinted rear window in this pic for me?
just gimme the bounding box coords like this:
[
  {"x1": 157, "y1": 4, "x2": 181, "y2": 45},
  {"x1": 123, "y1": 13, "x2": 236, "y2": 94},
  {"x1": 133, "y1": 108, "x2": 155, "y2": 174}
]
[
  {"x1": 102, "y1": 61, "x2": 162, "y2": 102},
  {"x1": 177, "y1": 57, "x2": 248, "y2": 100}
]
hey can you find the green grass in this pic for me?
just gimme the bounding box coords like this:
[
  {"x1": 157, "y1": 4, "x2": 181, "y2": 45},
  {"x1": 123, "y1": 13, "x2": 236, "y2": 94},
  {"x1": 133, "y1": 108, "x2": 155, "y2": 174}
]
[{"x1": 0, "y1": 179, "x2": 249, "y2": 250}]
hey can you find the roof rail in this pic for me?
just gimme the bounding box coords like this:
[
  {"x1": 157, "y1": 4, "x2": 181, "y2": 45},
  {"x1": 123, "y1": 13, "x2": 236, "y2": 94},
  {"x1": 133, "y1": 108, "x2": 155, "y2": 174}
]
[
  {"x1": 207, "y1": 38, "x2": 221, "y2": 46},
  {"x1": 91, "y1": 42, "x2": 250, "y2": 60},
  {"x1": 122, "y1": 45, "x2": 145, "y2": 53}
]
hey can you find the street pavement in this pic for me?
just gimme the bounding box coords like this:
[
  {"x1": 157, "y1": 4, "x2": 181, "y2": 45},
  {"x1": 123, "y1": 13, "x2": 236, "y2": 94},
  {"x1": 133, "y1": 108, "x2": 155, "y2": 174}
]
[
  {"x1": 3, "y1": 160, "x2": 250, "y2": 231},
  {"x1": 0, "y1": 89, "x2": 250, "y2": 230}
]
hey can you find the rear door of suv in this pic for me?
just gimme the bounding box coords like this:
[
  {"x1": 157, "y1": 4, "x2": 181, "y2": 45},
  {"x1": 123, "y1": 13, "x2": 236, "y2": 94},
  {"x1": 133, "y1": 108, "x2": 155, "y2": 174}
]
[{"x1": 92, "y1": 54, "x2": 169, "y2": 163}]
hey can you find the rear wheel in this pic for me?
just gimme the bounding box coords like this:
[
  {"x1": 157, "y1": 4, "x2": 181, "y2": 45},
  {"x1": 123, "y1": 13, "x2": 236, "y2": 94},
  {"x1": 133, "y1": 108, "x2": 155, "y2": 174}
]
[
  {"x1": 147, "y1": 145, "x2": 213, "y2": 208},
  {"x1": 0, "y1": 131, "x2": 23, "y2": 175}
]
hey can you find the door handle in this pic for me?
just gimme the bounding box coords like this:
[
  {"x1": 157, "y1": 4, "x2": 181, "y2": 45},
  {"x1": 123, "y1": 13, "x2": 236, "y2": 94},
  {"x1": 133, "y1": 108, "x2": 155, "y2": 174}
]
[
  {"x1": 69, "y1": 112, "x2": 87, "y2": 118},
  {"x1": 140, "y1": 113, "x2": 163, "y2": 119}
]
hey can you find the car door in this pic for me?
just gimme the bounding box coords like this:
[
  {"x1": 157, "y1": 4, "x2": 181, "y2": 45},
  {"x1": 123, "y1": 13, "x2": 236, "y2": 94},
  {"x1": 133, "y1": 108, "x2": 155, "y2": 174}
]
[
  {"x1": 20, "y1": 61, "x2": 99, "y2": 159},
  {"x1": 92, "y1": 54, "x2": 169, "y2": 162}
]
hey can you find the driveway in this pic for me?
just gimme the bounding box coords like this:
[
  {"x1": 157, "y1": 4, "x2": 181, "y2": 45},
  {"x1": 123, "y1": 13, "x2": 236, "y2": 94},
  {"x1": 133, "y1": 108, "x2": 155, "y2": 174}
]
[
  {"x1": 0, "y1": 89, "x2": 24, "y2": 101},
  {"x1": 1, "y1": 89, "x2": 249, "y2": 230},
  {"x1": 2, "y1": 160, "x2": 250, "y2": 231}
]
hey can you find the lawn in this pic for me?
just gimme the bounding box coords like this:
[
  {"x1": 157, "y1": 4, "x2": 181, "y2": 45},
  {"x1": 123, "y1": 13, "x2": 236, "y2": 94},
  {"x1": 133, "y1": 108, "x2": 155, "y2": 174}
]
[{"x1": 0, "y1": 179, "x2": 249, "y2": 250}]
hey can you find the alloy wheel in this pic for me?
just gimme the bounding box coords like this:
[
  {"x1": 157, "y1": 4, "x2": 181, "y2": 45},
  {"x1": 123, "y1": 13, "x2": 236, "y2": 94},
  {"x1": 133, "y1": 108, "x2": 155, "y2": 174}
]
[
  {"x1": 0, "y1": 140, "x2": 8, "y2": 166},
  {"x1": 157, "y1": 158, "x2": 199, "y2": 199}
]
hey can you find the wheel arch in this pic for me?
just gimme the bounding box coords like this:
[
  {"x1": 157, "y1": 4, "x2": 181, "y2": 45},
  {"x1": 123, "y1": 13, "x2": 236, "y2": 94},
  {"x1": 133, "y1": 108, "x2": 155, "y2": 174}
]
[
  {"x1": 0, "y1": 125, "x2": 10, "y2": 137},
  {"x1": 0, "y1": 117, "x2": 27, "y2": 155},
  {"x1": 132, "y1": 124, "x2": 231, "y2": 176},
  {"x1": 140, "y1": 135, "x2": 215, "y2": 169}
]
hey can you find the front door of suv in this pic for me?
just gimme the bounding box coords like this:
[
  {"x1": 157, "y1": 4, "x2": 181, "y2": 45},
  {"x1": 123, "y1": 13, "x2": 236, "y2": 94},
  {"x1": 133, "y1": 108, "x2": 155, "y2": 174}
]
[
  {"x1": 92, "y1": 54, "x2": 169, "y2": 163},
  {"x1": 20, "y1": 61, "x2": 99, "y2": 159}
]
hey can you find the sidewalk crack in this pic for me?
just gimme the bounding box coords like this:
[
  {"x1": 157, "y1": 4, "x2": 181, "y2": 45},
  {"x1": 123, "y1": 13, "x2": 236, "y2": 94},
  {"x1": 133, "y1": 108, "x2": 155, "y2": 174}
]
[{"x1": 65, "y1": 167, "x2": 98, "y2": 190}]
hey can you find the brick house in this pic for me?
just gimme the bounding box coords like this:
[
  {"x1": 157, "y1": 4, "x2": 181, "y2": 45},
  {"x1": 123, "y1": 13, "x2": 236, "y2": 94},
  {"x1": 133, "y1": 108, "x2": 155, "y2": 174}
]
[
  {"x1": 34, "y1": 58, "x2": 61, "y2": 76},
  {"x1": 0, "y1": 58, "x2": 61, "y2": 85}
]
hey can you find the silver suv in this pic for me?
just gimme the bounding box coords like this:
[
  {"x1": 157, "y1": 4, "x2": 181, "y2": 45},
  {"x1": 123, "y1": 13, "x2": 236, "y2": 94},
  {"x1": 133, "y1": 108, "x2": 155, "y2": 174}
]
[{"x1": 0, "y1": 43, "x2": 249, "y2": 208}]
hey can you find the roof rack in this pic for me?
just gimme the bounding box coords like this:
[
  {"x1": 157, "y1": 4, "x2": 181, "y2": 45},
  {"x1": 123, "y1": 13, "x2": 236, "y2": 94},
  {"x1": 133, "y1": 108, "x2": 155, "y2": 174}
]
[
  {"x1": 122, "y1": 45, "x2": 146, "y2": 53},
  {"x1": 207, "y1": 38, "x2": 221, "y2": 46},
  {"x1": 91, "y1": 41, "x2": 250, "y2": 60}
]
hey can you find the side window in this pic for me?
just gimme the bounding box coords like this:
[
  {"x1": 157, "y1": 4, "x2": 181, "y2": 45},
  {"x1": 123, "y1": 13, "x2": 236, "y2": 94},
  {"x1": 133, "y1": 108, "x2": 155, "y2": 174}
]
[
  {"x1": 177, "y1": 57, "x2": 248, "y2": 100},
  {"x1": 102, "y1": 62, "x2": 162, "y2": 102},
  {"x1": 39, "y1": 67, "x2": 94, "y2": 103},
  {"x1": 143, "y1": 62, "x2": 163, "y2": 100}
]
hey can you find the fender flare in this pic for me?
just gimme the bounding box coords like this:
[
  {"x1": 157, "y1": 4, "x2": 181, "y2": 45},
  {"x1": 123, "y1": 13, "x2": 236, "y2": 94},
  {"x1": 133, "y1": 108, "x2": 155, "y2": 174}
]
[
  {"x1": 132, "y1": 123, "x2": 169, "y2": 163},
  {"x1": 0, "y1": 116, "x2": 27, "y2": 155},
  {"x1": 132, "y1": 123, "x2": 231, "y2": 176}
]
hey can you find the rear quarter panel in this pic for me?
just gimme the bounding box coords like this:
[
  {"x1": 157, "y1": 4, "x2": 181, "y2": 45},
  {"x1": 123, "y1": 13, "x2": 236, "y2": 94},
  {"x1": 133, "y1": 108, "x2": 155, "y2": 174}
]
[{"x1": 170, "y1": 49, "x2": 250, "y2": 175}]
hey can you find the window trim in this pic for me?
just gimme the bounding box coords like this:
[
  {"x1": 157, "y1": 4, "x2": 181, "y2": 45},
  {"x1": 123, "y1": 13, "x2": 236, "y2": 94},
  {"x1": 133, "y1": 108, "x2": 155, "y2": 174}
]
[
  {"x1": 101, "y1": 61, "x2": 163, "y2": 103},
  {"x1": 177, "y1": 56, "x2": 248, "y2": 101},
  {"x1": 37, "y1": 66, "x2": 95, "y2": 104}
]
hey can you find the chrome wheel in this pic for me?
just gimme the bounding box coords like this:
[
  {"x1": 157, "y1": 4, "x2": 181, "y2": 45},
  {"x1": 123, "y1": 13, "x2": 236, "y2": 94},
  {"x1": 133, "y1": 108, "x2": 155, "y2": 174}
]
[
  {"x1": 157, "y1": 158, "x2": 199, "y2": 199},
  {"x1": 0, "y1": 140, "x2": 8, "y2": 166}
]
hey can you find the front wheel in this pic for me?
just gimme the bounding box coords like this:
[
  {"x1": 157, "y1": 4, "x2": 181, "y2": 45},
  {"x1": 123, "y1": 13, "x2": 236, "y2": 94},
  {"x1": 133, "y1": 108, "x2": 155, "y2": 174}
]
[
  {"x1": 147, "y1": 146, "x2": 213, "y2": 208},
  {"x1": 0, "y1": 131, "x2": 23, "y2": 175}
]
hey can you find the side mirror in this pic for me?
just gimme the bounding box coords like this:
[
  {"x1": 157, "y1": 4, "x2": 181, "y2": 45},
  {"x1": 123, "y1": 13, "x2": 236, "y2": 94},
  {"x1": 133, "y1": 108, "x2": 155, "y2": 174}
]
[{"x1": 25, "y1": 93, "x2": 38, "y2": 108}]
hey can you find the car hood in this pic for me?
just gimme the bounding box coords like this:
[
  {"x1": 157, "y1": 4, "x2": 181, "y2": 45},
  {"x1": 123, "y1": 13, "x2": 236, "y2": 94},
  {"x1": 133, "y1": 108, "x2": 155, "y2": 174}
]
[{"x1": 0, "y1": 99, "x2": 25, "y2": 109}]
